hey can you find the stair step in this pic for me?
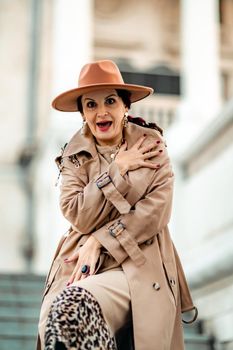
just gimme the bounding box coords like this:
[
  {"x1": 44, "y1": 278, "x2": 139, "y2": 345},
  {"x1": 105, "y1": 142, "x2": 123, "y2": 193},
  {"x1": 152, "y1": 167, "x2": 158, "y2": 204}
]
[
  {"x1": 0, "y1": 293, "x2": 42, "y2": 303},
  {"x1": 184, "y1": 333, "x2": 214, "y2": 350},
  {"x1": 183, "y1": 321, "x2": 203, "y2": 335},
  {"x1": 0, "y1": 289, "x2": 43, "y2": 300},
  {"x1": 0, "y1": 315, "x2": 39, "y2": 322},
  {"x1": 0, "y1": 301, "x2": 42, "y2": 309},
  {"x1": 0, "y1": 283, "x2": 44, "y2": 293},
  {"x1": 0, "y1": 274, "x2": 45, "y2": 291},
  {"x1": 0, "y1": 273, "x2": 45, "y2": 283},
  {"x1": 0, "y1": 319, "x2": 38, "y2": 337},
  {"x1": 0, "y1": 305, "x2": 40, "y2": 318},
  {"x1": 0, "y1": 337, "x2": 36, "y2": 350}
]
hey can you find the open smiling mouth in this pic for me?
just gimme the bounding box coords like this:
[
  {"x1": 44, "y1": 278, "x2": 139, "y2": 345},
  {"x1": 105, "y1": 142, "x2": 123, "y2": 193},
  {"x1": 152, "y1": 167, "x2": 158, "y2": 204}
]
[{"x1": 96, "y1": 121, "x2": 112, "y2": 131}]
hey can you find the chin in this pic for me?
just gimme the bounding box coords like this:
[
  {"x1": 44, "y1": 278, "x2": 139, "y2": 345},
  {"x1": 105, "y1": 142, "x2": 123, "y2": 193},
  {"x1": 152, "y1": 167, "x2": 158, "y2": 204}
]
[
  {"x1": 96, "y1": 131, "x2": 114, "y2": 139},
  {"x1": 95, "y1": 133, "x2": 116, "y2": 145}
]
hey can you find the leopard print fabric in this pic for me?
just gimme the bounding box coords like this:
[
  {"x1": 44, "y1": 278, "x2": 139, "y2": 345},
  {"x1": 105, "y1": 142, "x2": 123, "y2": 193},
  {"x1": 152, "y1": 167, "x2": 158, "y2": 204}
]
[{"x1": 44, "y1": 286, "x2": 117, "y2": 350}]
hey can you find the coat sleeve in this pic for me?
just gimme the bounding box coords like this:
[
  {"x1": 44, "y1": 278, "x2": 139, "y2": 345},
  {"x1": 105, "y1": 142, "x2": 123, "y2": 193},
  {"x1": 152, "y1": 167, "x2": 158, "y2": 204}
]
[
  {"x1": 58, "y1": 156, "x2": 136, "y2": 234},
  {"x1": 92, "y1": 146, "x2": 174, "y2": 267}
]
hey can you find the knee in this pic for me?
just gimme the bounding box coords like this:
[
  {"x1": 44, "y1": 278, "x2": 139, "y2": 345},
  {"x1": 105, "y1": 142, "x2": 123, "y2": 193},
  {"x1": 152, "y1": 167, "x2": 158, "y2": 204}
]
[
  {"x1": 49, "y1": 286, "x2": 97, "y2": 319},
  {"x1": 49, "y1": 286, "x2": 83, "y2": 313}
]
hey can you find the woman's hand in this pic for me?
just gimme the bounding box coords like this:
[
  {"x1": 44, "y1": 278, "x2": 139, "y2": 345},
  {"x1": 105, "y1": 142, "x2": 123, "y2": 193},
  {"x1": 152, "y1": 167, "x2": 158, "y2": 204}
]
[
  {"x1": 115, "y1": 135, "x2": 162, "y2": 176},
  {"x1": 65, "y1": 235, "x2": 102, "y2": 285}
]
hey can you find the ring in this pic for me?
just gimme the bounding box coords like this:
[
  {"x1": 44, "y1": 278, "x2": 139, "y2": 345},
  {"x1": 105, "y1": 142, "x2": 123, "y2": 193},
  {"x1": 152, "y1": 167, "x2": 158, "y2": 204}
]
[{"x1": 81, "y1": 264, "x2": 90, "y2": 275}]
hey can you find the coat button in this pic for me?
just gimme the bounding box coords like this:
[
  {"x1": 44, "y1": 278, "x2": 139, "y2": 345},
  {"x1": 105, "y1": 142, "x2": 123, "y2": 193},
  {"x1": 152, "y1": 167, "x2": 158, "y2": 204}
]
[
  {"x1": 145, "y1": 238, "x2": 154, "y2": 245},
  {"x1": 152, "y1": 282, "x2": 160, "y2": 291},
  {"x1": 169, "y1": 278, "x2": 176, "y2": 286}
]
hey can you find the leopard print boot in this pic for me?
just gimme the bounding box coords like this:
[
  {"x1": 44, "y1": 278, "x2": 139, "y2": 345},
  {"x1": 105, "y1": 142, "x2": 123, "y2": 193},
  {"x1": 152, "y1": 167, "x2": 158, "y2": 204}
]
[{"x1": 44, "y1": 286, "x2": 117, "y2": 350}]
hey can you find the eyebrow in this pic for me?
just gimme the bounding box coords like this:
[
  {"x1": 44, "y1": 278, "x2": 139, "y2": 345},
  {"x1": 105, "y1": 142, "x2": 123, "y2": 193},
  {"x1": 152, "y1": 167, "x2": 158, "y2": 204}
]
[{"x1": 84, "y1": 94, "x2": 118, "y2": 102}]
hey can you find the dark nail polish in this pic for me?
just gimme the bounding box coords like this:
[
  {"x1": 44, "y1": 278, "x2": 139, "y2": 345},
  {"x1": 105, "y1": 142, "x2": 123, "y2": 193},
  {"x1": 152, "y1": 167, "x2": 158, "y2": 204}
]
[
  {"x1": 159, "y1": 150, "x2": 163, "y2": 153},
  {"x1": 66, "y1": 282, "x2": 70, "y2": 287},
  {"x1": 144, "y1": 134, "x2": 147, "y2": 137},
  {"x1": 156, "y1": 140, "x2": 160, "y2": 144},
  {"x1": 64, "y1": 258, "x2": 69, "y2": 262}
]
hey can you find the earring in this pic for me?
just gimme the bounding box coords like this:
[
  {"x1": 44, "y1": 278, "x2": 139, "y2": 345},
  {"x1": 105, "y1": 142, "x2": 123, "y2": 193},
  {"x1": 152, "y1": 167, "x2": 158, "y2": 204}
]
[
  {"x1": 81, "y1": 119, "x2": 87, "y2": 135},
  {"x1": 123, "y1": 112, "x2": 129, "y2": 128}
]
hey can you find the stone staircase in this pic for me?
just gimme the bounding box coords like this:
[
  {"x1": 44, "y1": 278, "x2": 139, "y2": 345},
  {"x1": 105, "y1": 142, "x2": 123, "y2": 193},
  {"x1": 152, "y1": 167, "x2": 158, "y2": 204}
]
[
  {"x1": 183, "y1": 321, "x2": 215, "y2": 350},
  {"x1": 0, "y1": 273, "x2": 44, "y2": 350},
  {"x1": 0, "y1": 273, "x2": 215, "y2": 350}
]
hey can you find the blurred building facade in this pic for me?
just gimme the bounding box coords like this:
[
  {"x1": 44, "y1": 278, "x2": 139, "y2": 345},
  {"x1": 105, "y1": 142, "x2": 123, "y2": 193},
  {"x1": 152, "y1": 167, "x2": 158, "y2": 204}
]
[{"x1": 0, "y1": 0, "x2": 233, "y2": 348}]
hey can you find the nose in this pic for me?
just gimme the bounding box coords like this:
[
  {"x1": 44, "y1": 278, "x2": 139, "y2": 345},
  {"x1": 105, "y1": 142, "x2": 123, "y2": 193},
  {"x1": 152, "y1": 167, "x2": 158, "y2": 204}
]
[
  {"x1": 96, "y1": 104, "x2": 108, "y2": 118},
  {"x1": 97, "y1": 112, "x2": 108, "y2": 118}
]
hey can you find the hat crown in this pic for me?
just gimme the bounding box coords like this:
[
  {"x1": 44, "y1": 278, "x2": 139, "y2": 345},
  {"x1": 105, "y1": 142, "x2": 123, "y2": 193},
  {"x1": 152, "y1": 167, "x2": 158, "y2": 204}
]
[{"x1": 78, "y1": 60, "x2": 125, "y2": 87}]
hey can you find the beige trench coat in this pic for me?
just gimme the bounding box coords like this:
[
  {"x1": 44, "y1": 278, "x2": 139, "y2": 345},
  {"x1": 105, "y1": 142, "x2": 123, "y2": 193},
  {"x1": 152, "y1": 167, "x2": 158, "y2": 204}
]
[{"x1": 37, "y1": 122, "x2": 197, "y2": 350}]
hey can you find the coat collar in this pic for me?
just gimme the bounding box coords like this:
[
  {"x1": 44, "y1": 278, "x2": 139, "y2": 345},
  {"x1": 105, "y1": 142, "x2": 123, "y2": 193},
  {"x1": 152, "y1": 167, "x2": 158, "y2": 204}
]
[
  {"x1": 63, "y1": 126, "x2": 97, "y2": 158},
  {"x1": 63, "y1": 121, "x2": 156, "y2": 158}
]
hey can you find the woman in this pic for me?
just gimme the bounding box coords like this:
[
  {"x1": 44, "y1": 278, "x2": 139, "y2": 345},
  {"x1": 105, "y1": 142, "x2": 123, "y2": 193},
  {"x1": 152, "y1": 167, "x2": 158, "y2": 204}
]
[{"x1": 37, "y1": 60, "x2": 197, "y2": 350}]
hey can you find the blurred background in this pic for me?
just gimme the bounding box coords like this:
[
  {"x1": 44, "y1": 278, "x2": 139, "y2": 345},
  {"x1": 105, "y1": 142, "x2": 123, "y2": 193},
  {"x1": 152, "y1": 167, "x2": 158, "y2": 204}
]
[{"x1": 0, "y1": 0, "x2": 233, "y2": 349}]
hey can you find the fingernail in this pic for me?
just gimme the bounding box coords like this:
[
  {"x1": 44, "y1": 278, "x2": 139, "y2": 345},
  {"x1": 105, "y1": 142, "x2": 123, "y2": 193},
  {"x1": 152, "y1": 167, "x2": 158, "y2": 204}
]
[
  {"x1": 64, "y1": 258, "x2": 69, "y2": 262},
  {"x1": 66, "y1": 282, "x2": 70, "y2": 287},
  {"x1": 144, "y1": 134, "x2": 147, "y2": 137},
  {"x1": 156, "y1": 140, "x2": 160, "y2": 144},
  {"x1": 159, "y1": 150, "x2": 163, "y2": 153},
  {"x1": 156, "y1": 164, "x2": 161, "y2": 167}
]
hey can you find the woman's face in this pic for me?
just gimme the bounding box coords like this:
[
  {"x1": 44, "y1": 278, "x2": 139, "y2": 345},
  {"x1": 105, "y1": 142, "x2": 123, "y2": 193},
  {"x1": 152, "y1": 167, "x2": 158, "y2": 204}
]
[{"x1": 81, "y1": 88, "x2": 128, "y2": 146}]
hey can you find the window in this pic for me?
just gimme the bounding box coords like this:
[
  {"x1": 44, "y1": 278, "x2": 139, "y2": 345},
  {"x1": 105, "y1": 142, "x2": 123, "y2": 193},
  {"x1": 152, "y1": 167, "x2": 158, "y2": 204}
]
[{"x1": 121, "y1": 70, "x2": 180, "y2": 95}]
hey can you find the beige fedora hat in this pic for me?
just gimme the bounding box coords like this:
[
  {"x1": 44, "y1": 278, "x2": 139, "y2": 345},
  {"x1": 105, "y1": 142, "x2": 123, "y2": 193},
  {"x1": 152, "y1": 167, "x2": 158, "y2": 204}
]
[{"x1": 52, "y1": 60, "x2": 154, "y2": 112}]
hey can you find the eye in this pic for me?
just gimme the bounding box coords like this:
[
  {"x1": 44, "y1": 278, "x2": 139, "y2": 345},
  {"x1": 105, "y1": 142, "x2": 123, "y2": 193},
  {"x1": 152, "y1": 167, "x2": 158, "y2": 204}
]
[
  {"x1": 105, "y1": 97, "x2": 116, "y2": 105},
  {"x1": 86, "y1": 101, "x2": 96, "y2": 109}
]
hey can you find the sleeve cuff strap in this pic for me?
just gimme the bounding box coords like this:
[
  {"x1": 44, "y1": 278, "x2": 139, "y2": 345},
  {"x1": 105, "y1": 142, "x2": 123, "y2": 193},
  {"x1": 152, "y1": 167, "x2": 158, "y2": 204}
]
[
  {"x1": 95, "y1": 171, "x2": 131, "y2": 214},
  {"x1": 108, "y1": 221, "x2": 146, "y2": 267},
  {"x1": 96, "y1": 174, "x2": 111, "y2": 189}
]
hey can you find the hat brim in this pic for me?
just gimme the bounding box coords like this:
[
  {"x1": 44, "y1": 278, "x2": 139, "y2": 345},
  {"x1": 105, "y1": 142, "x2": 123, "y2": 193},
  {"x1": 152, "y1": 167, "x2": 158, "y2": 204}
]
[{"x1": 52, "y1": 83, "x2": 154, "y2": 112}]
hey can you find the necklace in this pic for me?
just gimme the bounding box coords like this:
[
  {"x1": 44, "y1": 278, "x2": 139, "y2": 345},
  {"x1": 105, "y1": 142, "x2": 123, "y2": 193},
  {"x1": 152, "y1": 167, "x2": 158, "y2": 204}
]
[{"x1": 110, "y1": 138, "x2": 124, "y2": 161}]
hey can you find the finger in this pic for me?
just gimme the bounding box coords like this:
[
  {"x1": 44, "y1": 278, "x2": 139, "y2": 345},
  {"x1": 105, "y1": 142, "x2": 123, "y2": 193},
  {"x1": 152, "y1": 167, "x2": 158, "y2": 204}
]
[
  {"x1": 80, "y1": 273, "x2": 89, "y2": 280},
  {"x1": 67, "y1": 261, "x2": 81, "y2": 286},
  {"x1": 67, "y1": 273, "x2": 76, "y2": 286},
  {"x1": 73, "y1": 269, "x2": 82, "y2": 283},
  {"x1": 140, "y1": 140, "x2": 162, "y2": 154},
  {"x1": 142, "y1": 150, "x2": 163, "y2": 160},
  {"x1": 89, "y1": 257, "x2": 99, "y2": 275},
  {"x1": 64, "y1": 251, "x2": 79, "y2": 263},
  {"x1": 141, "y1": 161, "x2": 161, "y2": 169}
]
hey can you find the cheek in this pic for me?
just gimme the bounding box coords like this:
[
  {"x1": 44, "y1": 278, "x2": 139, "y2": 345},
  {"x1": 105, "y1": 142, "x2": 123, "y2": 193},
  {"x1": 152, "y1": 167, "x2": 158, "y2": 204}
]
[
  {"x1": 115, "y1": 117, "x2": 124, "y2": 129},
  {"x1": 113, "y1": 111, "x2": 124, "y2": 128},
  {"x1": 85, "y1": 115, "x2": 95, "y2": 127}
]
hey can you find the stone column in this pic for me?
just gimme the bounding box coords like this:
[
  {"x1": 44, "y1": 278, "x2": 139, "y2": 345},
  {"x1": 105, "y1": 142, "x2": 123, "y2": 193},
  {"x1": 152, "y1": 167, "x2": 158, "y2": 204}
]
[
  {"x1": 51, "y1": 0, "x2": 93, "y2": 133},
  {"x1": 34, "y1": 0, "x2": 93, "y2": 273},
  {"x1": 167, "y1": 0, "x2": 221, "y2": 156},
  {"x1": 180, "y1": 0, "x2": 221, "y2": 127}
]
